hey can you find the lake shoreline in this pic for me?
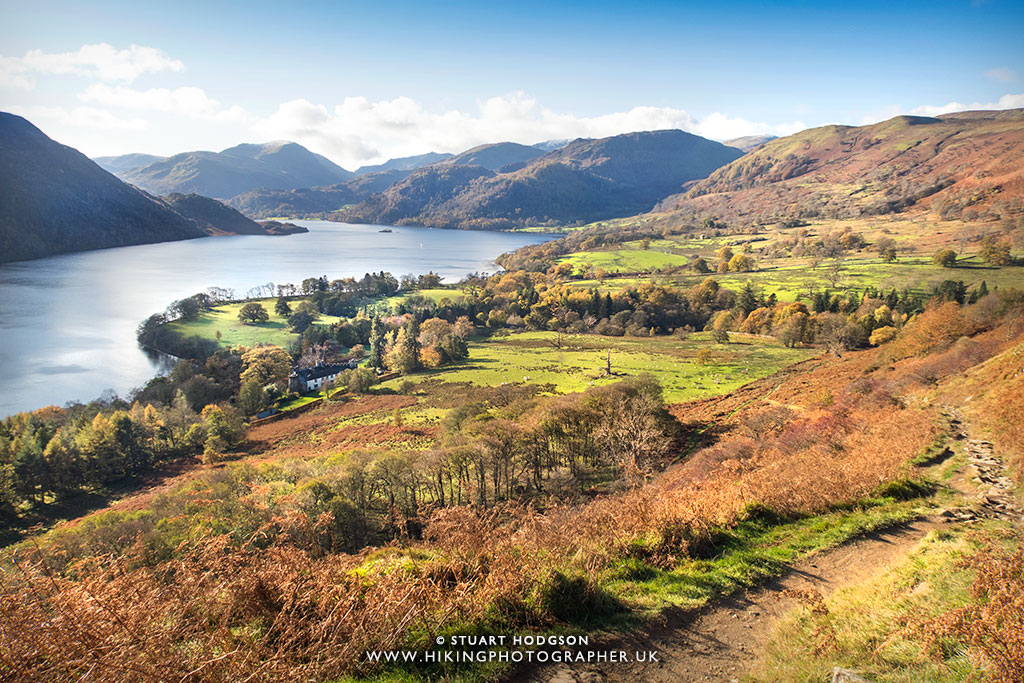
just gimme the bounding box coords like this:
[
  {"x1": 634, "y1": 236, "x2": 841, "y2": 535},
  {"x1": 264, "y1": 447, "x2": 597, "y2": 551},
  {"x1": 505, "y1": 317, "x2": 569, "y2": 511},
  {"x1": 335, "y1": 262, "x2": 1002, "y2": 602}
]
[{"x1": 0, "y1": 220, "x2": 556, "y2": 418}]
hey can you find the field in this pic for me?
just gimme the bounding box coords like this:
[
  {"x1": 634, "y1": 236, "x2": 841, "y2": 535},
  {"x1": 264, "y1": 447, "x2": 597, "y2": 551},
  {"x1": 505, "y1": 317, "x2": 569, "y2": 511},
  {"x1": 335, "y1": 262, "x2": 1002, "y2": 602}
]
[
  {"x1": 559, "y1": 215, "x2": 1024, "y2": 300},
  {"x1": 168, "y1": 298, "x2": 344, "y2": 349},
  {"x1": 378, "y1": 330, "x2": 815, "y2": 404}
]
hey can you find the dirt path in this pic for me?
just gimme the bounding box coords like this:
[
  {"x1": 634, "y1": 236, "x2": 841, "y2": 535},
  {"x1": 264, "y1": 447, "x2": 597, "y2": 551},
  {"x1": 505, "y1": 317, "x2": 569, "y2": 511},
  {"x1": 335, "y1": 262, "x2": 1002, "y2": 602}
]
[
  {"x1": 525, "y1": 519, "x2": 940, "y2": 683},
  {"x1": 523, "y1": 412, "x2": 1019, "y2": 683}
]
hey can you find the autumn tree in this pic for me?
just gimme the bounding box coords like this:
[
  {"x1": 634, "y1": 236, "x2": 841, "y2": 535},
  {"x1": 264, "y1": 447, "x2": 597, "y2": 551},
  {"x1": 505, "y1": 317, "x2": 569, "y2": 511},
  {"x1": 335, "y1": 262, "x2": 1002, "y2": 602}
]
[{"x1": 240, "y1": 345, "x2": 291, "y2": 387}]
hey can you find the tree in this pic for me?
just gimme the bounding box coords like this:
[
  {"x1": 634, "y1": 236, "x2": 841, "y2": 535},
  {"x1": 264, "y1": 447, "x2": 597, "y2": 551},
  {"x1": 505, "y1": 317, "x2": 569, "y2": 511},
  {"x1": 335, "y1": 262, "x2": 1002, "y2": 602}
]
[
  {"x1": 385, "y1": 326, "x2": 419, "y2": 375},
  {"x1": 824, "y1": 257, "x2": 846, "y2": 287},
  {"x1": 979, "y1": 236, "x2": 1013, "y2": 266},
  {"x1": 933, "y1": 248, "x2": 958, "y2": 268},
  {"x1": 274, "y1": 297, "x2": 292, "y2": 316},
  {"x1": 240, "y1": 346, "x2": 291, "y2": 387},
  {"x1": 238, "y1": 379, "x2": 267, "y2": 415},
  {"x1": 288, "y1": 310, "x2": 315, "y2": 334},
  {"x1": 369, "y1": 315, "x2": 386, "y2": 369},
  {"x1": 728, "y1": 254, "x2": 755, "y2": 272},
  {"x1": 238, "y1": 302, "x2": 269, "y2": 324}
]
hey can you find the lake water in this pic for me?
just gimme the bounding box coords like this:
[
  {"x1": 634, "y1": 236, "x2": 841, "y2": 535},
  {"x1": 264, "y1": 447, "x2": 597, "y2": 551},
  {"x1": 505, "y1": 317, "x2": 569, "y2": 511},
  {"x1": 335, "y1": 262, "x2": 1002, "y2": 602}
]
[{"x1": 0, "y1": 220, "x2": 554, "y2": 417}]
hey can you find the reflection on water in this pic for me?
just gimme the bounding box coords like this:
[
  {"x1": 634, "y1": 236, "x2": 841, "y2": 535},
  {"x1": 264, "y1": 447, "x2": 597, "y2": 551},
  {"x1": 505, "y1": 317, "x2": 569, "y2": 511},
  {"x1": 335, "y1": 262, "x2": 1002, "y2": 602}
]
[{"x1": 0, "y1": 220, "x2": 554, "y2": 416}]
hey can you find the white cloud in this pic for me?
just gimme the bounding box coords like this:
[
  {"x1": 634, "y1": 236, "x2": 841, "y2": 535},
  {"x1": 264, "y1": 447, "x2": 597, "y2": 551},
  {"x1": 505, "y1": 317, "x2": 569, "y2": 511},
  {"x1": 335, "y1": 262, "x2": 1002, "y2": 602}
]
[
  {"x1": 908, "y1": 93, "x2": 1024, "y2": 117},
  {"x1": 0, "y1": 56, "x2": 34, "y2": 89},
  {"x1": 860, "y1": 93, "x2": 1024, "y2": 125},
  {"x1": 0, "y1": 43, "x2": 184, "y2": 87},
  {"x1": 8, "y1": 105, "x2": 150, "y2": 131},
  {"x1": 985, "y1": 67, "x2": 1018, "y2": 83},
  {"x1": 78, "y1": 83, "x2": 248, "y2": 122},
  {"x1": 252, "y1": 92, "x2": 806, "y2": 168}
]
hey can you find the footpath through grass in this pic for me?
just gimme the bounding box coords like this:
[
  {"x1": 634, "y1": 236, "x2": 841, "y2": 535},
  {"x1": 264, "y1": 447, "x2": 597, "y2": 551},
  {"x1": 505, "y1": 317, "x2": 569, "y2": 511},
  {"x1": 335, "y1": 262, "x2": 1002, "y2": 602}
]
[{"x1": 341, "y1": 482, "x2": 940, "y2": 683}]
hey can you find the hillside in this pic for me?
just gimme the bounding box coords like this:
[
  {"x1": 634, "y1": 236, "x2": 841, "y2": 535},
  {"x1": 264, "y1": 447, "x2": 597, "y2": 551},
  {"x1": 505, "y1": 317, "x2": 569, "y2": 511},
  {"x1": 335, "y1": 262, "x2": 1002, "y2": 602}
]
[
  {"x1": 92, "y1": 152, "x2": 167, "y2": 174},
  {"x1": 355, "y1": 151, "x2": 452, "y2": 174},
  {"x1": 340, "y1": 164, "x2": 496, "y2": 225},
  {"x1": 0, "y1": 112, "x2": 206, "y2": 264},
  {"x1": 225, "y1": 169, "x2": 413, "y2": 218},
  {"x1": 118, "y1": 141, "x2": 353, "y2": 199},
  {"x1": 162, "y1": 193, "x2": 306, "y2": 236},
  {"x1": 723, "y1": 134, "x2": 776, "y2": 152},
  {"x1": 338, "y1": 129, "x2": 742, "y2": 228},
  {"x1": 438, "y1": 141, "x2": 545, "y2": 171},
  {"x1": 656, "y1": 110, "x2": 1024, "y2": 225}
]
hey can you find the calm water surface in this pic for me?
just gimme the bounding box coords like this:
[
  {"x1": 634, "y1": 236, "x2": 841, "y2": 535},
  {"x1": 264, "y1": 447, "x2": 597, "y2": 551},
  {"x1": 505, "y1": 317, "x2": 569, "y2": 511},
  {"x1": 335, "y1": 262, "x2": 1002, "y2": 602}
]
[{"x1": 0, "y1": 220, "x2": 554, "y2": 417}]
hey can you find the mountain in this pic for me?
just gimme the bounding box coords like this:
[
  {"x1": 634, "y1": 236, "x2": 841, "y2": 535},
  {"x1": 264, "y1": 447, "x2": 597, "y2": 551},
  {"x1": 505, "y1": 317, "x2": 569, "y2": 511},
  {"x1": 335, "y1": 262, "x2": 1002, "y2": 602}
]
[
  {"x1": 338, "y1": 129, "x2": 742, "y2": 228},
  {"x1": 225, "y1": 169, "x2": 413, "y2": 218},
  {"x1": 722, "y1": 134, "x2": 776, "y2": 152},
  {"x1": 355, "y1": 152, "x2": 453, "y2": 175},
  {"x1": 117, "y1": 141, "x2": 353, "y2": 199},
  {"x1": 161, "y1": 193, "x2": 294, "y2": 235},
  {"x1": 655, "y1": 110, "x2": 1024, "y2": 224},
  {"x1": 533, "y1": 139, "x2": 574, "y2": 153},
  {"x1": 0, "y1": 112, "x2": 206, "y2": 264},
  {"x1": 93, "y1": 153, "x2": 167, "y2": 174},
  {"x1": 438, "y1": 142, "x2": 545, "y2": 171},
  {"x1": 341, "y1": 165, "x2": 496, "y2": 225}
]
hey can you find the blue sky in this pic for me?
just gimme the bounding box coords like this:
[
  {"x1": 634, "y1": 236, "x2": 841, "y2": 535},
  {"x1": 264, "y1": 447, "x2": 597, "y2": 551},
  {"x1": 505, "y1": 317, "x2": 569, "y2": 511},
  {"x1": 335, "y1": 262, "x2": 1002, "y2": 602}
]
[{"x1": 1, "y1": 0, "x2": 1021, "y2": 168}]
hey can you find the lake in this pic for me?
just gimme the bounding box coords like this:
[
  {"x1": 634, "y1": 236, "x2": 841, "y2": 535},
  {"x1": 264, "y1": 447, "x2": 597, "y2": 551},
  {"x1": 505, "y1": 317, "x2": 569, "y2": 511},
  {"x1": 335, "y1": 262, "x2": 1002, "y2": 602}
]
[{"x1": 0, "y1": 220, "x2": 555, "y2": 417}]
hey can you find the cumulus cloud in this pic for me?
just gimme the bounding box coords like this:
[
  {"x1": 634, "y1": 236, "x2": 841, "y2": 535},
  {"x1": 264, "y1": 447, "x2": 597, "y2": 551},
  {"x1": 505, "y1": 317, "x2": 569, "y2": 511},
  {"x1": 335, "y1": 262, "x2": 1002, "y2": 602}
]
[
  {"x1": 8, "y1": 105, "x2": 150, "y2": 131},
  {"x1": 252, "y1": 92, "x2": 806, "y2": 168},
  {"x1": 0, "y1": 43, "x2": 184, "y2": 88},
  {"x1": 79, "y1": 83, "x2": 248, "y2": 122}
]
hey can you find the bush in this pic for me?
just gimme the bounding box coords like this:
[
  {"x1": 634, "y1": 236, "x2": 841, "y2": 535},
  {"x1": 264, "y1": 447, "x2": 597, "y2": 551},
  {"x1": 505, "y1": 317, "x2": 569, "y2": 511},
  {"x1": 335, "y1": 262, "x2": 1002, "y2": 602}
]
[{"x1": 869, "y1": 326, "x2": 898, "y2": 346}]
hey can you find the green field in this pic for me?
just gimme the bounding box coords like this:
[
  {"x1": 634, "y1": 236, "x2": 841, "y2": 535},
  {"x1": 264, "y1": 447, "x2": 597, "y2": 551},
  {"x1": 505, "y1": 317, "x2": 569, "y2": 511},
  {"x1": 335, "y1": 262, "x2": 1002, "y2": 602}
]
[
  {"x1": 379, "y1": 330, "x2": 815, "y2": 404},
  {"x1": 569, "y1": 256, "x2": 1024, "y2": 301},
  {"x1": 169, "y1": 299, "x2": 343, "y2": 350},
  {"x1": 380, "y1": 288, "x2": 467, "y2": 308},
  {"x1": 557, "y1": 248, "x2": 688, "y2": 274}
]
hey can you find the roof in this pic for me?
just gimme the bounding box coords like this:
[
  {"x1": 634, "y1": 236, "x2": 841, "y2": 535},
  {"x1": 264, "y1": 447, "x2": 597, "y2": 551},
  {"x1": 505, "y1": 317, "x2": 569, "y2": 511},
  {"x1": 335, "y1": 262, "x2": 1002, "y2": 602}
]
[{"x1": 292, "y1": 363, "x2": 348, "y2": 381}]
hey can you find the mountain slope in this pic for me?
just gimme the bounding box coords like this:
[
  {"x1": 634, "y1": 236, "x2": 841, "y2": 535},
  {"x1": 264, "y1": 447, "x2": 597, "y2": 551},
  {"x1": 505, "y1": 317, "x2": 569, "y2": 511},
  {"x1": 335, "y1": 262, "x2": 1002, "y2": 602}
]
[
  {"x1": 0, "y1": 112, "x2": 206, "y2": 264},
  {"x1": 338, "y1": 129, "x2": 742, "y2": 228},
  {"x1": 355, "y1": 152, "x2": 452, "y2": 175},
  {"x1": 162, "y1": 193, "x2": 270, "y2": 235},
  {"x1": 225, "y1": 169, "x2": 413, "y2": 218},
  {"x1": 656, "y1": 110, "x2": 1024, "y2": 224},
  {"x1": 722, "y1": 134, "x2": 776, "y2": 152},
  {"x1": 93, "y1": 153, "x2": 167, "y2": 174},
  {"x1": 118, "y1": 141, "x2": 352, "y2": 199},
  {"x1": 439, "y1": 142, "x2": 545, "y2": 171}
]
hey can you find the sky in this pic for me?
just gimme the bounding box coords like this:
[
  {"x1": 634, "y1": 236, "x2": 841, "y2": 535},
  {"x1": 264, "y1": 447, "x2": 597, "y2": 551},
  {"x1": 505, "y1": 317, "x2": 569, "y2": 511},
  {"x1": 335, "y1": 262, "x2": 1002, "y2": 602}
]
[{"x1": 1, "y1": 0, "x2": 1022, "y2": 169}]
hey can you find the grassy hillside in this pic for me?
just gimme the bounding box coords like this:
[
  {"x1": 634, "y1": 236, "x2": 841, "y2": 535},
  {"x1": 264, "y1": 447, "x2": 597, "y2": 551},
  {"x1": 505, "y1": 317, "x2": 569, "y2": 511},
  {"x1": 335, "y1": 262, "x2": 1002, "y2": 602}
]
[
  {"x1": 168, "y1": 298, "x2": 343, "y2": 349},
  {"x1": 656, "y1": 110, "x2": 1024, "y2": 227}
]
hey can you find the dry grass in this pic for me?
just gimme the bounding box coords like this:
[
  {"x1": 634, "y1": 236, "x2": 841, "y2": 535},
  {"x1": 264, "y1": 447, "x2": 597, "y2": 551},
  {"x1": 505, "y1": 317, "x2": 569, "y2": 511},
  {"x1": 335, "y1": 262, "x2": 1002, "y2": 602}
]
[{"x1": 2, "y1": 307, "x2": 1021, "y2": 682}]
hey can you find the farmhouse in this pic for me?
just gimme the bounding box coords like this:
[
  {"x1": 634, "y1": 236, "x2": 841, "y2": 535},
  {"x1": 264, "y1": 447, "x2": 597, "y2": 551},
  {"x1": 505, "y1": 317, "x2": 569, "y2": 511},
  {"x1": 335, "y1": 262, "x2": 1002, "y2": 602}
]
[{"x1": 288, "y1": 360, "x2": 357, "y2": 393}]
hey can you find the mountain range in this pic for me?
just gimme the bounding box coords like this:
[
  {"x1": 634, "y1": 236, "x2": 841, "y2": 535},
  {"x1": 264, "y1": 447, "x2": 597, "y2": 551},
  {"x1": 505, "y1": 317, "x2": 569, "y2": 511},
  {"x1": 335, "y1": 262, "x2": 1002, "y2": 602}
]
[
  {"x1": 655, "y1": 110, "x2": 1024, "y2": 225},
  {"x1": 337, "y1": 130, "x2": 743, "y2": 228},
  {"x1": 116, "y1": 141, "x2": 353, "y2": 199},
  {"x1": 0, "y1": 113, "x2": 306, "y2": 264}
]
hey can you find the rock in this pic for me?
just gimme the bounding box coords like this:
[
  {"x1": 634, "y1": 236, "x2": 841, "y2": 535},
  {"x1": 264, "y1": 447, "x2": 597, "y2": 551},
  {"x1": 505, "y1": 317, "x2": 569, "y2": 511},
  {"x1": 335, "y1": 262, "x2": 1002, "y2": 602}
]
[{"x1": 833, "y1": 667, "x2": 870, "y2": 682}]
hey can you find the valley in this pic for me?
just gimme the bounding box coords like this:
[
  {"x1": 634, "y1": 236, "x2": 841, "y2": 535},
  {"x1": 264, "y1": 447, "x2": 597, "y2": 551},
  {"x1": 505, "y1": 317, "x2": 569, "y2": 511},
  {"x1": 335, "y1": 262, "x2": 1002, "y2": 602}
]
[{"x1": 1, "y1": 105, "x2": 1022, "y2": 683}]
